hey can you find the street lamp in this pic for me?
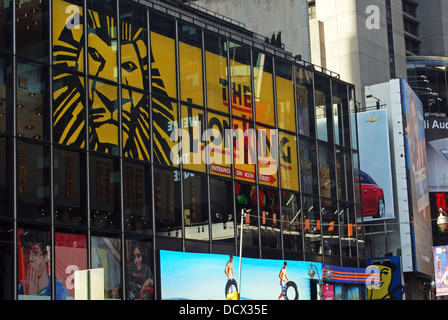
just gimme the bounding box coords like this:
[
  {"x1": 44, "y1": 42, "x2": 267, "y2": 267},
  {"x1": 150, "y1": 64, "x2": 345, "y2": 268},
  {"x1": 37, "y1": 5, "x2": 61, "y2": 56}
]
[
  {"x1": 238, "y1": 208, "x2": 251, "y2": 299},
  {"x1": 366, "y1": 94, "x2": 381, "y2": 109},
  {"x1": 308, "y1": 264, "x2": 333, "y2": 299},
  {"x1": 437, "y1": 208, "x2": 448, "y2": 232}
]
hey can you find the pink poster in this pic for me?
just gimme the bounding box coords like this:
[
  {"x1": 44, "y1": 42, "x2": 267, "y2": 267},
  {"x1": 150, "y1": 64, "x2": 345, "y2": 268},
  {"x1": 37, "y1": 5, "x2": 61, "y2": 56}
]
[{"x1": 323, "y1": 285, "x2": 334, "y2": 300}]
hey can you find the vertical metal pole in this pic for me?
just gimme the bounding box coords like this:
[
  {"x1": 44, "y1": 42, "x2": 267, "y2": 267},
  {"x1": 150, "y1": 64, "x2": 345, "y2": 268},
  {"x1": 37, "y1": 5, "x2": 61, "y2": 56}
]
[{"x1": 238, "y1": 208, "x2": 244, "y2": 299}]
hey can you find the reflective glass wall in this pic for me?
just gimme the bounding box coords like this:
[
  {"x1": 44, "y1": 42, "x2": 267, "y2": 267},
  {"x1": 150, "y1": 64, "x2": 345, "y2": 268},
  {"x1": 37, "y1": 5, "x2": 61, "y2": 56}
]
[{"x1": 0, "y1": 0, "x2": 361, "y2": 300}]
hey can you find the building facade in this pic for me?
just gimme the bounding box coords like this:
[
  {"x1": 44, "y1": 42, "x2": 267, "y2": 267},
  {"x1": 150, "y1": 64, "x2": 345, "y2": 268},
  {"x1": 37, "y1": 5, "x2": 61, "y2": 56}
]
[{"x1": 0, "y1": 0, "x2": 364, "y2": 300}]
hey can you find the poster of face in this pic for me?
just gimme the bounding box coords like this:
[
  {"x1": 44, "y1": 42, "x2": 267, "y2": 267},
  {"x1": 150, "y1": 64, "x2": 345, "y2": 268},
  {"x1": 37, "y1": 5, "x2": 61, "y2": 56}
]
[
  {"x1": 125, "y1": 240, "x2": 154, "y2": 300},
  {"x1": 17, "y1": 228, "x2": 71, "y2": 300},
  {"x1": 365, "y1": 256, "x2": 404, "y2": 300},
  {"x1": 434, "y1": 246, "x2": 448, "y2": 296},
  {"x1": 160, "y1": 250, "x2": 317, "y2": 300}
]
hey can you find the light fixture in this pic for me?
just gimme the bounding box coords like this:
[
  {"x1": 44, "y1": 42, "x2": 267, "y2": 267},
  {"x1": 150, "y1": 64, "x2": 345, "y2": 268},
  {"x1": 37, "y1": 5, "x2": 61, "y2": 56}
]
[{"x1": 437, "y1": 208, "x2": 448, "y2": 232}]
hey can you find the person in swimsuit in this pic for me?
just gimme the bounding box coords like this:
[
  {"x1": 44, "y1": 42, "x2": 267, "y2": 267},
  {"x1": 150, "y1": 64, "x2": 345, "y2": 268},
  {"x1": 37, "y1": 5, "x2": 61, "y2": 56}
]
[{"x1": 278, "y1": 261, "x2": 289, "y2": 300}]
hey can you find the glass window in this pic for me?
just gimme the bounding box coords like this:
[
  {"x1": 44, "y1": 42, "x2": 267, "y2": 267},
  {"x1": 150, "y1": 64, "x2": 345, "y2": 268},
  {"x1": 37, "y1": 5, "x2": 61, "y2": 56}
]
[
  {"x1": 183, "y1": 172, "x2": 209, "y2": 241},
  {"x1": 179, "y1": 24, "x2": 204, "y2": 106},
  {"x1": 122, "y1": 88, "x2": 151, "y2": 161},
  {"x1": 0, "y1": 53, "x2": 13, "y2": 135},
  {"x1": 87, "y1": 0, "x2": 118, "y2": 82},
  {"x1": 180, "y1": 104, "x2": 206, "y2": 173},
  {"x1": 340, "y1": 203, "x2": 357, "y2": 258},
  {"x1": 0, "y1": 138, "x2": 8, "y2": 217},
  {"x1": 54, "y1": 148, "x2": 86, "y2": 226},
  {"x1": 353, "y1": 152, "x2": 361, "y2": 206},
  {"x1": 281, "y1": 191, "x2": 303, "y2": 252},
  {"x1": 332, "y1": 81, "x2": 348, "y2": 146},
  {"x1": 235, "y1": 182, "x2": 258, "y2": 247},
  {"x1": 17, "y1": 227, "x2": 67, "y2": 300},
  {"x1": 321, "y1": 200, "x2": 339, "y2": 256},
  {"x1": 55, "y1": 231, "x2": 87, "y2": 300},
  {"x1": 120, "y1": 2, "x2": 148, "y2": 92},
  {"x1": 253, "y1": 51, "x2": 274, "y2": 126},
  {"x1": 123, "y1": 161, "x2": 152, "y2": 234},
  {"x1": 303, "y1": 196, "x2": 321, "y2": 254},
  {"x1": 150, "y1": 13, "x2": 177, "y2": 99},
  {"x1": 257, "y1": 125, "x2": 278, "y2": 187},
  {"x1": 299, "y1": 137, "x2": 318, "y2": 195},
  {"x1": 0, "y1": 0, "x2": 13, "y2": 52},
  {"x1": 297, "y1": 67, "x2": 314, "y2": 136},
  {"x1": 89, "y1": 155, "x2": 121, "y2": 230},
  {"x1": 210, "y1": 178, "x2": 234, "y2": 243},
  {"x1": 205, "y1": 33, "x2": 229, "y2": 114},
  {"x1": 233, "y1": 118, "x2": 256, "y2": 183},
  {"x1": 124, "y1": 238, "x2": 154, "y2": 300},
  {"x1": 17, "y1": 141, "x2": 51, "y2": 223},
  {"x1": 52, "y1": 0, "x2": 84, "y2": 72},
  {"x1": 17, "y1": 59, "x2": 50, "y2": 142},
  {"x1": 315, "y1": 74, "x2": 332, "y2": 143},
  {"x1": 91, "y1": 234, "x2": 121, "y2": 299},
  {"x1": 88, "y1": 79, "x2": 119, "y2": 155},
  {"x1": 259, "y1": 186, "x2": 280, "y2": 249},
  {"x1": 318, "y1": 142, "x2": 336, "y2": 199},
  {"x1": 229, "y1": 41, "x2": 252, "y2": 120},
  {"x1": 52, "y1": 67, "x2": 85, "y2": 148},
  {"x1": 152, "y1": 95, "x2": 178, "y2": 166},
  {"x1": 0, "y1": 222, "x2": 13, "y2": 300},
  {"x1": 276, "y1": 59, "x2": 296, "y2": 132},
  {"x1": 349, "y1": 88, "x2": 358, "y2": 150},
  {"x1": 279, "y1": 131, "x2": 299, "y2": 192},
  {"x1": 16, "y1": 0, "x2": 49, "y2": 63},
  {"x1": 207, "y1": 111, "x2": 232, "y2": 178},
  {"x1": 154, "y1": 167, "x2": 182, "y2": 238},
  {"x1": 336, "y1": 148, "x2": 346, "y2": 201}
]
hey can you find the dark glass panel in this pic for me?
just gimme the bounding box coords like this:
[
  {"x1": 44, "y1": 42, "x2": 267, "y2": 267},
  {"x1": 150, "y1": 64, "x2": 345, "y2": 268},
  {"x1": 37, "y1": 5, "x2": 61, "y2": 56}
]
[
  {"x1": 123, "y1": 161, "x2": 152, "y2": 234},
  {"x1": 16, "y1": 141, "x2": 51, "y2": 223},
  {"x1": 17, "y1": 59, "x2": 50, "y2": 142},
  {"x1": 16, "y1": 0, "x2": 49, "y2": 62},
  {"x1": 54, "y1": 148, "x2": 86, "y2": 226},
  {"x1": 154, "y1": 166, "x2": 182, "y2": 238},
  {"x1": 183, "y1": 172, "x2": 209, "y2": 241},
  {"x1": 89, "y1": 155, "x2": 121, "y2": 230},
  {"x1": 210, "y1": 178, "x2": 235, "y2": 243},
  {"x1": 281, "y1": 191, "x2": 303, "y2": 252}
]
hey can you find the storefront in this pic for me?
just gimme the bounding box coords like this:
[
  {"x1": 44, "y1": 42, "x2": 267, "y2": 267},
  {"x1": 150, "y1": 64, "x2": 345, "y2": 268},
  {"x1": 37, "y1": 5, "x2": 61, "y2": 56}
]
[{"x1": 0, "y1": 0, "x2": 362, "y2": 300}]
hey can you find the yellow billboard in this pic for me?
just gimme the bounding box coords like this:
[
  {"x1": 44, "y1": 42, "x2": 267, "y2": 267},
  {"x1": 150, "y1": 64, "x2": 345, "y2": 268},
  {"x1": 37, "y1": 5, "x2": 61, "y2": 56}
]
[
  {"x1": 207, "y1": 112, "x2": 232, "y2": 178},
  {"x1": 279, "y1": 131, "x2": 299, "y2": 191}
]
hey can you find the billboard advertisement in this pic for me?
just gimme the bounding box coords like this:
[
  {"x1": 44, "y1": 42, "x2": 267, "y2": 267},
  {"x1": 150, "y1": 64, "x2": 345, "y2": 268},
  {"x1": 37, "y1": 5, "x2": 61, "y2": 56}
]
[
  {"x1": 401, "y1": 79, "x2": 433, "y2": 274},
  {"x1": 160, "y1": 250, "x2": 317, "y2": 300},
  {"x1": 366, "y1": 256, "x2": 404, "y2": 300},
  {"x1": 434, "y1": 245, "x2": 448, "y2": 296},
  {"x1": 356, "y1": 109, "x2": 395, "y2": 220},
  {"x1": 424, "y1": 113, "x2": 448, "y2": 192},
  {"x1": 17, "y1": 228, "x2": 88, "y2": 300},
  {"x1": 53, "y1": 0, "x2": 294, "y2": 188}
]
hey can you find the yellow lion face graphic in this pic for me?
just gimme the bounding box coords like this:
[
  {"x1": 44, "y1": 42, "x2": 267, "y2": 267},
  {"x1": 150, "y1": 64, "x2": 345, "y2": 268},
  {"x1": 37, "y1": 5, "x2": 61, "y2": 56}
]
[{"x1": 53, "y1": 1, "x2": 175, "y2": 164}]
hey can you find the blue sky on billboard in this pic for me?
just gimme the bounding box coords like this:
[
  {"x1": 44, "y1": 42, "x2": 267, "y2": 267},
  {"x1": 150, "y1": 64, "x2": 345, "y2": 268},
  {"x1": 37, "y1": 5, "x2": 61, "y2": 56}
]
[{"x1": 357, "y1": 109, "x2": 395, "y2": 220}]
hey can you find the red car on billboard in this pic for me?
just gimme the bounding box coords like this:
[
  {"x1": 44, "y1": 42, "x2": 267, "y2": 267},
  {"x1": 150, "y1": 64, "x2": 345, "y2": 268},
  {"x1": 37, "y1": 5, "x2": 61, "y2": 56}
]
[{"x1": 356, "y1": 170, "x2": 385, "y2": 218}]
